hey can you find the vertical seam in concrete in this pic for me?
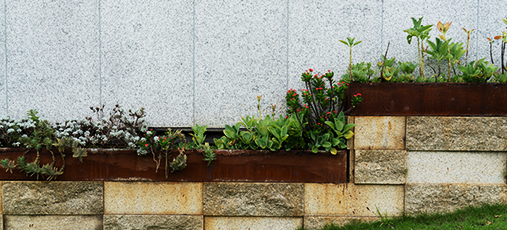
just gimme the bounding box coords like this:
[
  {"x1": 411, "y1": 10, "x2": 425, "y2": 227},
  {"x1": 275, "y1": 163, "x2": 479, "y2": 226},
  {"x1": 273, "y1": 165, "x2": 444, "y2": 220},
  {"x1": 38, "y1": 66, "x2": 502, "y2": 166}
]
[
  {"x1": 4, "y1": 0, "x2": 7, "y2": 115},
  {"x1": 380, "y1": 0, "x2": 384, "y2": 60},
  {"x1": 192, "y1": 0, "x2": 196, "y2": 125},
  {"x1": 98, "y1": 0, "x2": 102, "y2": 108},
  {"x1": 286, "y1": 0, "x2": 289, "y2": 91},
  {"x1": 476, "y1": 0, "x2": 479, "y2": 61}
]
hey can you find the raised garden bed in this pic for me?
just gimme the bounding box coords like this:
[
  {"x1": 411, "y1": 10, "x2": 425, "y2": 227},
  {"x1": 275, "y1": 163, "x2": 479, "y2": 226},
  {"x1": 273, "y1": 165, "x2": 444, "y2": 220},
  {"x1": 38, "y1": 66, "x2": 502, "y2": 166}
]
[
  {"x1": 346, "y1": 83, "x2": 507, "y2": 116},
  {"x1": 0, "y1": 148, "x2": 347, "y2": 183}
]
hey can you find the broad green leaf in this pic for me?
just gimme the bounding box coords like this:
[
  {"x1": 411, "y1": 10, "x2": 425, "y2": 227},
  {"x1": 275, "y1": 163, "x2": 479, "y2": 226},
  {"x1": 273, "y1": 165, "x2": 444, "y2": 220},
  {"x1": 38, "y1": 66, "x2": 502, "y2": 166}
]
[
  {"x1": 322, "y1": 142, "x2": 332, "y2": 148},
  {"x1": 312, "y1": 145, "x2": 319, "y2": 153},
  {"x1": 335, "y1": 120, "x2": 344, "y2": 132},
  {"x1": 330, "y1": 148, "x2": 337, "y2": 155},
  {"x1": 344, "y1": 130, "x2": 354, "y2": 139},
  {"x1": 343, "y1": 124, "x2": 356, "y2": 132},
  {"x1": 325, "y1": 121, "x2": 335, "y2": 130}
]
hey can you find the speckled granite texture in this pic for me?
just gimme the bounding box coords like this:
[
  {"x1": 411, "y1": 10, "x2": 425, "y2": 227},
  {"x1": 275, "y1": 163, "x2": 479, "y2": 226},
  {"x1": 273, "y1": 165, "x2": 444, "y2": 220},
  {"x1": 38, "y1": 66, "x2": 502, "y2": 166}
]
[
  {"x1": 405, "y1": 184, "x2": 507, "y2": 214},
  {"x1": 4, "y1": 215, "x2": 102, "y2": 230},
  {"x1": 3, "y1": 181, "x2": 103, "y2": 215},
  {"x1": 406, "y1": 117, "x2": 507, "y2": 151},
  {"x1": 103, "y1": 215, "x2": 203, "y2": 230},
  {"x1": 203, "y1": 182, "x2": 304, "y2": 217},
  {"x1": 355, "y1": 150, "x2": 407, "y2": 184}
]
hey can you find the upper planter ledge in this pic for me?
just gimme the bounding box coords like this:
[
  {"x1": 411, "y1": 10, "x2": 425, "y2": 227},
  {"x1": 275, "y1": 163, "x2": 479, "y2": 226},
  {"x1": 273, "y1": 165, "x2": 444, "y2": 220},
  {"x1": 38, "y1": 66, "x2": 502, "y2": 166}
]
[{"x1": 346, "y1": 83, "x2": 507, "y2": 116}]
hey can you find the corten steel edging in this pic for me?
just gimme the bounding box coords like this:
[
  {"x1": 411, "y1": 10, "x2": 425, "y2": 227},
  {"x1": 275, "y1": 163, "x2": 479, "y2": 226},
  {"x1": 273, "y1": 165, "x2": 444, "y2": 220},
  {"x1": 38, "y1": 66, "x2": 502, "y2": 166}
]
[
  {"x1": 346, "y1": 83, "x2": 507, "y2": 116},
  {"x1": 0, "y1": 148, "x2": 347, "y2": 183}
]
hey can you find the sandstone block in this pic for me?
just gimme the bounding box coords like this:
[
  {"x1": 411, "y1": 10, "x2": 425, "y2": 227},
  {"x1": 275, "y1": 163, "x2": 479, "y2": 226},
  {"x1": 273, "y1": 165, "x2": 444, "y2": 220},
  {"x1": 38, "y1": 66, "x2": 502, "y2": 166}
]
[
  {"x1": 305, "y1": 183, "x2": 403, "y2": 216},
  {"x1": 203, "y1": 182, "x2": 304, "y2": 216},
  {"x1": 355, "y1": 150, "x2": 406, "y2": 184},
  {"x1": 304, "y1": 216, "x2": 379, "y2": 230},
  {"x1": 104, "y1": 182, "x2": 202, "y2": 214},
  {"x1": 4, "y1": 215, "x2": 102, "y2": 230},
  {"x1": 406, "y1": 117, "x2": 507, "y2": 151},
  {"x1": 205, "y1": 217, "x2": 302, "y2": 230},
  {"x1": 405, "y1": 184, "x2": 507, "y2": 214},
  {"x1": 407, "y1": 151, "x2": 506, "y2": 184},
  {"x1": 3, "y1": 181, "x2": 103, "y2": 214},
  {"x1": 354, "y1": 116, "x2": 405, "y2": 150},
  {"x1": 103, "y1": 215, "x2": 203, "y2": 230}
]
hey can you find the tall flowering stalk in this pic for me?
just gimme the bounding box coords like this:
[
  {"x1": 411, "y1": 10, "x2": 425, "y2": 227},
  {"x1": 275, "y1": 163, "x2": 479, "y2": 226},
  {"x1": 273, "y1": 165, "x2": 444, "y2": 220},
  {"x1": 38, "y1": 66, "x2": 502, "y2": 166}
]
[{"x1": 286, "y1": 69, "x2": 362, "y2": 151}]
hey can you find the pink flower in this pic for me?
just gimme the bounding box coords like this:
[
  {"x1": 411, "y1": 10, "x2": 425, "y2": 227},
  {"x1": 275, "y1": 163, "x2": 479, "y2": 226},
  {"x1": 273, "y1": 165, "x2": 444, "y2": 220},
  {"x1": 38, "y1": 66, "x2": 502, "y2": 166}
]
[
  {"x1": 145, "y1": 144, "x2": 149, "y2": 147},
  {"x1": 309, "y1": 68, "x2": 313, "y2": 72}
]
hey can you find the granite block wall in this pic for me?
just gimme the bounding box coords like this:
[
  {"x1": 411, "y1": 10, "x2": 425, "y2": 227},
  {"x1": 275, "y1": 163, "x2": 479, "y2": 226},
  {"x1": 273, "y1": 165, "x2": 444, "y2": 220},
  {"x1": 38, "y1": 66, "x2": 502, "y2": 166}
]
[
  {"x1": 0, "y1": 1, "x2": 504, "y2": 127},
  {"x1": 0, "y1": 116, "x2": 506, "y2": 229}
]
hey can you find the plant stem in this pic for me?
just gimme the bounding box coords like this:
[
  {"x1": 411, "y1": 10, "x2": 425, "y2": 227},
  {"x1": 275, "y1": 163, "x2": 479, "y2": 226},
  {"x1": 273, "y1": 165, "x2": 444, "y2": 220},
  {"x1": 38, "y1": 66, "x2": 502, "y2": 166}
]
[
  {"x1": 490, "y1": 43, "x2": 494, "y2": 65},
  {"x1": 349, "y1": 47, "x2": 353, "y2": 81},
  {"x1": 380, "y1": 42, "x2": 390, "y2": 82},
  {"x1": 417, "y1": 38, "x2": 424, "y2": 79},
  {"x1": 502, "y1": 42, "x2": 506, "y2": 74}
]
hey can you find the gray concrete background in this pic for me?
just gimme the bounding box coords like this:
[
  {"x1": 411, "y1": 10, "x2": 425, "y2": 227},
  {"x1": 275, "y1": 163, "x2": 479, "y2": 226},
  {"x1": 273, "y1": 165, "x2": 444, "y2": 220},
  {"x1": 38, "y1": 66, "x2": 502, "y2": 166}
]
[{"x1": 0, "y1": 0, "x2": 504, "y2": 127}]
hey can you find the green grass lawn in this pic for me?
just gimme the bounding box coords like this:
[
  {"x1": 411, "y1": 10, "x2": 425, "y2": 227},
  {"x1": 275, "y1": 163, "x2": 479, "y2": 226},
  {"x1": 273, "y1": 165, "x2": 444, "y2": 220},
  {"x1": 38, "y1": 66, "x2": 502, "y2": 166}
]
[{"x1": 301, "y1": 203, "x2": 507, "y2": 230}]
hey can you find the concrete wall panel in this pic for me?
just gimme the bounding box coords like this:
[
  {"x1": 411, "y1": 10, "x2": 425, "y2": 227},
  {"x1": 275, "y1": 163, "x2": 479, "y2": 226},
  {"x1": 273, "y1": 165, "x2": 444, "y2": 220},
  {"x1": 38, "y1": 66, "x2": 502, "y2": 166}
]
[
  {"x1": 101, "y1": 0, "x2": 193, "y2": 127},
  {"x1": 6, "y1": 0, "x2": 100, "y2": 122},
  {"x1": 288, "y1": 0, "x2": 382, "y2": 92},
  {"x1": 194, "y1": 0, "x2": 287, "y2": 127}
]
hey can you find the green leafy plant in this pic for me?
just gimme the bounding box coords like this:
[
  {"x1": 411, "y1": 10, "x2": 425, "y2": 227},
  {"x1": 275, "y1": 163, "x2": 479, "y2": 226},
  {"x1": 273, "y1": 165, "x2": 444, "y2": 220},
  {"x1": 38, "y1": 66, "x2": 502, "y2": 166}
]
[
  {"x1": 376, "y1": 205, "x2": 394, "y2": 228},
  {"x1": 462, "y1": 27, "x2": 475, "y2": 65},
  {"x1": 458, "y1": 58, "x2": 498, "y2": 83},
  {"x1": 138, "y1": 128, "x2": 187, "y2": 178},
  {"x1": 342, "y1": 62, "x2": 374, "y2": 83},
  {"x1": 404, "y1": 17, "x2": 433, "y2": 79},
  {"x1": 425, "y1": 37, "x2": 452, "y2": 80},
  {"x1": 286, "y1": 69, "x2": 360, "y2": 153},
  {"x1": 202, "y1": 142, "x2": 216, "y2": 166},
  {"x1": 340, "y1": 37, "x2": 363, "y2": 81}
]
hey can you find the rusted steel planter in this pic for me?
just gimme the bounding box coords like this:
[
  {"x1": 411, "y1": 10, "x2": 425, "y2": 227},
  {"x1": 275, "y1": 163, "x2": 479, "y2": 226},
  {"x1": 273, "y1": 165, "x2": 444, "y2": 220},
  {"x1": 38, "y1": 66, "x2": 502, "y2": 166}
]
[
  {"x1": 0, "y1": 148, "x2": 347, "y2": 183},
  {"x1": 346, "y1": 83, "x2": 507, "y2": 116}
]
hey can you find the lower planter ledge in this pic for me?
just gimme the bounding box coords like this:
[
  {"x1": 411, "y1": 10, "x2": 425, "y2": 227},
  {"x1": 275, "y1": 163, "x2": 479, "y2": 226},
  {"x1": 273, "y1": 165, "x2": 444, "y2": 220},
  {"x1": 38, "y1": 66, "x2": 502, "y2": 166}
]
[{"x1": 0, "y1": 148, "x2": 347, "y2": 183}]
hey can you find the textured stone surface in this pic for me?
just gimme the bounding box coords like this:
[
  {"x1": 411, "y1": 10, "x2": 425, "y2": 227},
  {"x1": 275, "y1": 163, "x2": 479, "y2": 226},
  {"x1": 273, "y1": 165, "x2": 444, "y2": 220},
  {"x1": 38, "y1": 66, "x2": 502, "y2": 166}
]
[
  {"x1": 3, "y1": 181, "x2": 103, "y2": 214},
  {"x1": 477, "y1": 1, "x2": 507, "y2": 68},
  {"x1": 4, "y1": 215, "x2": 102, "y2": 230},
  {"x1": 406, "y1": 117, "x2": 507, "y2": 151},
  {"x1": 0, "y1": 1, "x2": 5, "y2": 116},
  {"x1": 101, "y1": 0, "x2": 193, "y2": 127},
  {"x1": 405, "y1": 184, "x2": 507, "y2": 214},
  {"x1": 205, "y1": 217, "x2": 302, "y2": 230},
  {"x1": 383, "y1": 0, "x2": 478, "y2": 76},
  {"x1": 354, "y1": 116, "x2": 405, "y2": 150},
  {"x1": 104, "y1": 182, "x2": 202, "y2": 214},
  {"x1": 355, "y1": 150, "x2": 407, "y2": 184},
  {"x1": 103, "y1": 215, "x2": 203, "y2": 230},
  {"x1": 194, "y1": 0, "x2": 287, "y2": 127},
  {"x1": 305, "y1": 183, "x2": 403, "y2": 216},
  {"x1": 407, "y1": 151, "x2": 506, "y2": 184},
  {"x1": 203, "y1": 183, "x2": 304, "y2": 216},
  {"x1": 304, "y1": 216, "x2": 379, "y2": 230},
  {"x1": 288, "y1": 0, "x2": 382, "y2": 91},
  {"x1": 6, "y1": 0, "x2": 100, "y2": 121}
]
